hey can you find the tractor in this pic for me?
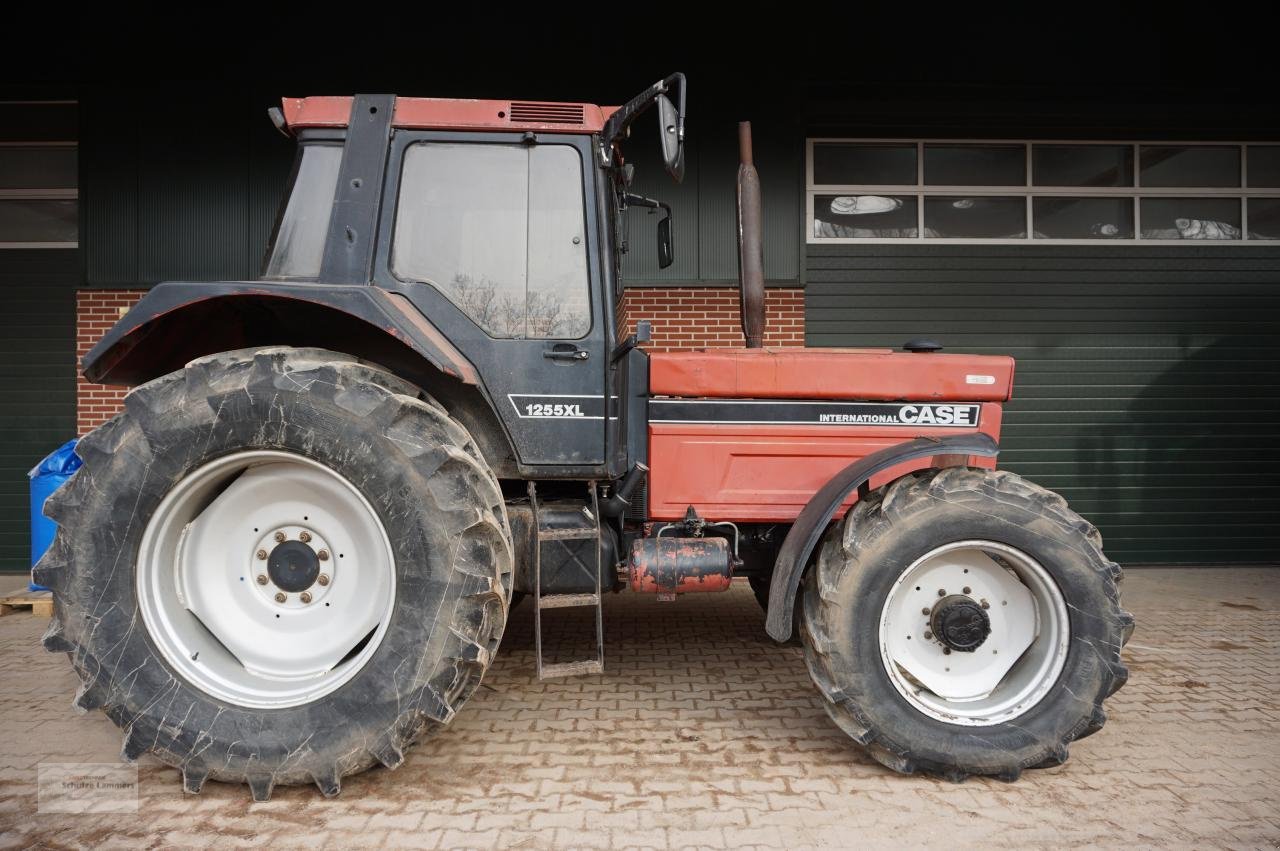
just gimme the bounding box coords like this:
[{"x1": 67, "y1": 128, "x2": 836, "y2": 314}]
[{"x1": 36, "y1": 75, "x2": 1133, "y2": 800}]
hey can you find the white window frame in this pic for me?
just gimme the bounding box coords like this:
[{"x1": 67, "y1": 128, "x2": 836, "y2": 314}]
[
  {"x1": 805, "y1": 138, "x2": 1280, "y2": 245},
  {"x1": 0, "y1": 100, "x2": 78, "y2": 249}
]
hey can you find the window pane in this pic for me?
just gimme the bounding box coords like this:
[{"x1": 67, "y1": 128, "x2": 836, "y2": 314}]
[
  {"x1": 1140, "y1": 198, "x2": 1241, "y2": 240},
  {"x1": 924, "y1": 145, "x2": 1024, "y2": 186},
  {"x1": 1247, "y1": 145, "x2": 1280, "y2": 188},
  {"x1": 1033, "y1": 197, "x2": 1133, "y2": 239},
  {"x1": 924, "y1": 196, "x2": 1025, "y2": 238},
  {"x1": 0, "y1": 146, "x2": 76, "y2": 190},
  {"x1": 1248, "y1": 198, "x2": 1280, "y2": 240},
  {"x1": 0, "y1": 199, "x2": 77, "y2": 242},
  {"x1": 263, "y1": 145, "x2": 342, "y2": 278},
  {"x1": 1033, "y1": 145, "x2": 1132, "y2": 187},
  {"x1": 394, "y1": 143, "x2": 528, "y2": 337},
  {"x1": 526, "y1": 146, "x2": 590, "y2": 338},
  {"x1": 812, "y1": 143, "x2": 916, "y2": 185},
  {"x1": 813, "y1": 194, "x2": 917, "y2": 238},
  {"x1": 1140, "y1": 146, "x2": 1240, "y2": 187},
  {"x1": 392, "y1": 143, "x2": 589, "y2": 339}
]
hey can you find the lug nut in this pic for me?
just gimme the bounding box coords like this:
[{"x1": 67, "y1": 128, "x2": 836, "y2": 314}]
[
  {"x1": 937, "y1": 589, "x2": 946, "y2": 597},
  {"x1": 274, "y1": 592, "x2": 287, "y2": 603},
  {"x1": 924, "y1": 630, "x2": 933, "y2": 640},
  {"x1": 921, "y1": 607, "x2": 930, "y2": 616},
  {"x1": 256, "y1": 549, "x2": 268, "y2": 561},
  {"x1": 274, "y1": 531, "x2": 286, "y2": 543},
  {"x1": 943, "y1": 647, "x2": 952, "y2": 655},
  {"x1": 300, "y1": 592, "x2": 313, "y2": 604},
  {"x1": 963, "y1": 586, "x2": 971, "y2": 595},
  {"x1": 256, "y1": 574, "x2": 268, "y2": 585},
  {"x1": 317, "y1": 550, "x2": 330, "y2": 561},
  {"x1": 981, "y1": 600, "x2": 990, "y2": 609},
  {"x1": 299, "y1": 531, "x2": 312, "y2": 543},
  {"x1": 317, "y1": 574, "x2": 330, "y2": 586}
]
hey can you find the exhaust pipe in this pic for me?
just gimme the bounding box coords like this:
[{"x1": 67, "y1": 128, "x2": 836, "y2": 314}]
[{"x1": 736, "y1": 121, "x2": 766, "y2": 349}]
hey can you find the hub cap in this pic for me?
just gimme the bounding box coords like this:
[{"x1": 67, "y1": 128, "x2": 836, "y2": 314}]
[
  {"x1": 267, "y1": 541, "x2": 321, "y2": 592},
  {"x1": 136, "y1": 450, "x2": 396, "y2": 709},
  {"x1": 877, "y1": 541, "x2": 1069, "y2": 726}
]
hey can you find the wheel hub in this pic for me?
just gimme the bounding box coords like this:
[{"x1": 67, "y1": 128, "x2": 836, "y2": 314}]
[
  {"x1": 267, "y1": 540, "x2": 320, "y2": 592},
  {"x1": 930, "y1": 595, "x2": 991, "y2": 652}
]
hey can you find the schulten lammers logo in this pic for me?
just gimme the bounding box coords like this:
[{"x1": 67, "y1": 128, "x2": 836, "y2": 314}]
[{"x1": 38, "y1": 763, "x2": 139, "y2": 814}]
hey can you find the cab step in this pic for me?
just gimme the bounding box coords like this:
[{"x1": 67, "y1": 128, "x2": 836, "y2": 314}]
[
  {"x1": 539, "y1": 660, "x2": 604, "y2": 679},
  {"x1": 528, "y1": 481, "x2": 604, "y2": 680},
  {"x1": 538, "y1": 593, "x2": 600, "y2": 609}
]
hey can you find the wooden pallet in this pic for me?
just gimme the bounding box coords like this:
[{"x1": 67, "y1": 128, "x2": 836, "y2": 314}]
[{"x1": 0, "y1": 587, "x2": 53, "y2": 618}]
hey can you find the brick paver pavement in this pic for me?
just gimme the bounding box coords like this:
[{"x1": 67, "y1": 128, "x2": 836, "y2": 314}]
[{"x1": 0, "y1": 567, "x2": 1277, "y2": 848}]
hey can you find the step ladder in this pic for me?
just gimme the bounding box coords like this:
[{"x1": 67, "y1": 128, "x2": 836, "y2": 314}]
[{"x1": 527, "y1": 481, "x2": 605, "y2": 679}]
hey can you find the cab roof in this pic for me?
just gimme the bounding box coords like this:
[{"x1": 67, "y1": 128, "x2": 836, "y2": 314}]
[{"x1": 282, "y1": 95, "x2": 618, "y2": 135}]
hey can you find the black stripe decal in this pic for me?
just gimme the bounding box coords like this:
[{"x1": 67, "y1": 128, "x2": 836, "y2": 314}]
[{"x1": 650, "y1": 399, "x2": 981, "y2": 428}]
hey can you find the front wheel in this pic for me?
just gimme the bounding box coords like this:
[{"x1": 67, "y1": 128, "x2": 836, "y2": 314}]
[
  {"x1": 801, "y1": 467, "x2": 1133, "y2": 781},
  {"x1": 36, "y1": 347, "x2": 512, "y2": 799}
]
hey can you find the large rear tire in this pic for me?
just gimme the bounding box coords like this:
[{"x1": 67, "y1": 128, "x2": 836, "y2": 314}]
[
  {"x1": 36, "y1": 347, "x2": 512, "y2": 800},
  {"x1": 801, "y1": 467, "x2": 1133, "y2": 781}
]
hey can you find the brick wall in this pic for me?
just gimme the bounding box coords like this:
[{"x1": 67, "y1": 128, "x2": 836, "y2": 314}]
[
  {"x1": 76, "y1": 290, "x2": 146, "y2": 433},
  {"x1": 620, "y1": 287, "x2": 804, "y2": 352},
  {"x1": 75, "y1": 286, "x2": 807, "y2": 432}
]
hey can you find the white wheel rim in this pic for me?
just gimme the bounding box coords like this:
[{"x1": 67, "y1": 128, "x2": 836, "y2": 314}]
[
  {"x1": 877, "y1": 540, "x2": 1069, "y2": 726},
  {"x1": 136, "y1": 450, "x2": 396, "y2": 709}
]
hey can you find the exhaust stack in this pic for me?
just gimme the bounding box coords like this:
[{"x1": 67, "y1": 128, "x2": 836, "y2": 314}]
[{"x1": 736, "y1": 122, "x2": 766, "y2": 349}]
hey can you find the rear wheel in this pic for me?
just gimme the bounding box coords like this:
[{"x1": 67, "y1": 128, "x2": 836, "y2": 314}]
[
  {"x1": 36, "y1": 347, "x2": 512, "y2": 799},
  {"x1": 801, "y1": 467, "x2": 1133, "y2": 781}
]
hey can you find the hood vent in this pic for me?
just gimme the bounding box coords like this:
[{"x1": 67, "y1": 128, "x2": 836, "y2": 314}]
[{"x1": 509, "y1": 101, "x2": 585, "y2": 125}]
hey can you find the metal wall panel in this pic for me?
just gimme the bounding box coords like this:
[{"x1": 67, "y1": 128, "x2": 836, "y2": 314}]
[
  {"x1": 83, "y1": 89, "x2": 295, "y2": 286},
  {"x1": 622, "y1": 124, "x2": 800, "y2": 285},
  {"x1": 0, "y1": 250, "x2": 78, "y2": 571},
  {"x1": 806, "y1": 244, "x2": 1280, "y2": 564}
]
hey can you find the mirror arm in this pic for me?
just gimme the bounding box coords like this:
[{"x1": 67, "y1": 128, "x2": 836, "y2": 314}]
[
  {"x1": 601, "y1": 72, "x2": 685, "y2": 158},
  {"x1": 622, "y1": 192, "x2": 663, "y2": 212}
]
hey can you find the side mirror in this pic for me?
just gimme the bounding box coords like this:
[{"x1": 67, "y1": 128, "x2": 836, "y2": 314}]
[
  {"x1": 657, "y1": 94, "x2": 684, "y2": 183},
  {"x1": 657, "y1": 206, "x2": 674, "y2": 269}
]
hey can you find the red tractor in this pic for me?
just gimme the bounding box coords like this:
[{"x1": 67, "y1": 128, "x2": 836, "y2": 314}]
[{"x1": 38, "y1": 75, "x2": 1132, "y2": 799}]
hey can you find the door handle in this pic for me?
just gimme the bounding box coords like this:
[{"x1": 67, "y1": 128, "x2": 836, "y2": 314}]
[{"x1": 544, "y1": 347, "x2": 590, "y2": 361}]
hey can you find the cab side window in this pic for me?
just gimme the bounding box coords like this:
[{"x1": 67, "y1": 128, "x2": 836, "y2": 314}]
[{"x1": 392, "y1": 142, "x2": 590, "y2": 339}]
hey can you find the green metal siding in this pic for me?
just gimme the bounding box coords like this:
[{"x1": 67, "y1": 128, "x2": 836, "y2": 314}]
[
  {"x1": 620, "y1": 120, "x2": 801, "y2": 285},
  {"x1": 806, "y1": 244, "x2": 1280, "y2": 564},
  {"x1": 0, "y1": 250, "x2": 78, "y2": 571},
  {"x1": 82, "y1": 91, "x2": 293, "y2": 286}
]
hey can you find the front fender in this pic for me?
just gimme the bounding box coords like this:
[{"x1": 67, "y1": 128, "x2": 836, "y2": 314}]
[
  {"x1": 765, "y1": 433, "x2": 1000, "y2": 642},
  {"x1": 83, "y1": 281, "x2": 478, "y2": 387}
]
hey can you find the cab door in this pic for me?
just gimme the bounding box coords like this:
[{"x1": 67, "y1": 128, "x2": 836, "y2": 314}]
[{"x1": 380, "y1": 133, "x2": 606, "y2": 467}]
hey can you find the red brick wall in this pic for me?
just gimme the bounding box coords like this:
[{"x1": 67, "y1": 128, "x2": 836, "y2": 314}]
[
  {"x1": 76, "y1": 290, "x2": 147, "y2": 433},
  {"x1": 75, "y1": 286, "x2": 807, "y2": 432},
  {"x1": 620, "y1": 287, "x2": 804, "y2": 352}
]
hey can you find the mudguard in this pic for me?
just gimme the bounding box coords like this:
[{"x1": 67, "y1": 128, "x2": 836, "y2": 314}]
[
  {"x1": 82, "y1": 281, "x2": 478, "y2": 386},
  {"x1": 765, "y1": 433, "x2": 1000, "y2": 642}
]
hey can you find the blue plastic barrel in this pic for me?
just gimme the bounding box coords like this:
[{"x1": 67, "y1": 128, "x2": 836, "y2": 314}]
[{"x1": 28, "y1": 438, "x2": 81, "y2": 591}]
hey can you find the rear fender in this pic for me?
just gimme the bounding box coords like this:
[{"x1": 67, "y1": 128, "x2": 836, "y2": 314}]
[
  {"x1": 82, "y1": 282, "x2": 519, "y2": 475},
  {"x1": 83, "y1": 281, "x2": 478, "y2": 386},
  {"x1": 765, "y1": 433, "x2": 999, "y2": 642}
]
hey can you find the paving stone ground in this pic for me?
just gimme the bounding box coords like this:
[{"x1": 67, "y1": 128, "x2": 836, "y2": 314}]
[{"x1": 0, "y1": 567, "x2": 1276, "y2": 849}]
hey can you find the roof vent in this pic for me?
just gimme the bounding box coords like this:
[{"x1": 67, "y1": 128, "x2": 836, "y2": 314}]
[{"x1": 508, "y1": 101, "x2": 585, "y2": 125}]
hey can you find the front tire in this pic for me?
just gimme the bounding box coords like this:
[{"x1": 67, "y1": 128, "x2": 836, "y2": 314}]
[
  {"x1": 801, "y1": 467, "x2": 1133, "y2": 781},
  {"x1": 36, "y1": 347, "x2": 512, "y2": 799}
]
